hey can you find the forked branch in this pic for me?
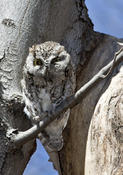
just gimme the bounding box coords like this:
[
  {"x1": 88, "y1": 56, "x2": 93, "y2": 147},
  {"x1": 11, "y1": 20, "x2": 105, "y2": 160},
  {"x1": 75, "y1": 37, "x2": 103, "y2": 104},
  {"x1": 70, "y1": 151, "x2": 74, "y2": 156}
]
[{"x1": 12, "y1": 48, "x2": 123, "y2": 147}]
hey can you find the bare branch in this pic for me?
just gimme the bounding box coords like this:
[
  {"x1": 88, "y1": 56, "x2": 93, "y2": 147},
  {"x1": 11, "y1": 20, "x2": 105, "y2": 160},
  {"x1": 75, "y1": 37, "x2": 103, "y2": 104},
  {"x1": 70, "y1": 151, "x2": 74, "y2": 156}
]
[
  {"x1": 12, "y1": 49, "x2": 123, "y2": 147},
  {"x1": 101, "y1": 46, "x2": 123, "y2": 78}
]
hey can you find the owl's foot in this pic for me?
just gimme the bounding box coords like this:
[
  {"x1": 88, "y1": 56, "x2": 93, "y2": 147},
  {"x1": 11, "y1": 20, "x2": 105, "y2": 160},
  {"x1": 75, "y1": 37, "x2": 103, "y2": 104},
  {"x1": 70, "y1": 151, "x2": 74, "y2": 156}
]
[
  {"x1": 32, "y1": 116, "x2": 41, "y2": 123},
  {"x1": 32, "y1": 112, "x2": 48, "y2": 124}
]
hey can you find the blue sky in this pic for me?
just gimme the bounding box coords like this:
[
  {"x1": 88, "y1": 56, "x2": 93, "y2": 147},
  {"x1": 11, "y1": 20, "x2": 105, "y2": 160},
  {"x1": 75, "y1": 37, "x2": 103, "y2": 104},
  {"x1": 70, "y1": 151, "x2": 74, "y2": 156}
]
[
  {"x1": 23, "y1": 140, "x2": 58, "y2": 175},
  {"x1": 86, "y1": 0, "x2": 123, "y2": 38},
  {"x1": 24, "y1": 1, "x2": 123, "y2": 175}
]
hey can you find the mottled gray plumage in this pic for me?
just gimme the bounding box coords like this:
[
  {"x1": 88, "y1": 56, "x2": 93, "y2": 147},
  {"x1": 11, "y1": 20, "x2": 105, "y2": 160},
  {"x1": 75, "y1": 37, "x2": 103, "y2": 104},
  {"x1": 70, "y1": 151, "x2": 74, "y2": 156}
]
[{"x1": 21, "y1": 41, "x2": 76, "y2": 174}]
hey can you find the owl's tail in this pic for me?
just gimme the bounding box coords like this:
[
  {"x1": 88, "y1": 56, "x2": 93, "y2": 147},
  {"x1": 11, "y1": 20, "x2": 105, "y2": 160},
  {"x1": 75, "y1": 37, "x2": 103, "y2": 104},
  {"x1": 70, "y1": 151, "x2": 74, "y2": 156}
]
[{"x1": 38, "y1": 133, "x2": 62, "y2": 175}]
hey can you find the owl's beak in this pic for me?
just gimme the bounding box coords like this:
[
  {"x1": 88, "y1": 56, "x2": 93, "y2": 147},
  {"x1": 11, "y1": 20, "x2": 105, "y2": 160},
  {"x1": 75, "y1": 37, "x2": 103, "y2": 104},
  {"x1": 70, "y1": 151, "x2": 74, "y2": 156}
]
[{"x1": 40, "y1": 66, "x2": 48, "y2": 78}]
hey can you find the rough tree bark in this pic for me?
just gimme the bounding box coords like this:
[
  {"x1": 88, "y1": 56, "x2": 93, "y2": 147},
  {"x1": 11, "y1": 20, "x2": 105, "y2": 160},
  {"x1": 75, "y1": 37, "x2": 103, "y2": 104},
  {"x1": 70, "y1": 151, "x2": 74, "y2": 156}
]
[
  {"x1": 85, "y1": 66, "x2": 123, "y2": 175},
  {"x1": 0, "y1": 0, "x2": 122, "y2": 175}
]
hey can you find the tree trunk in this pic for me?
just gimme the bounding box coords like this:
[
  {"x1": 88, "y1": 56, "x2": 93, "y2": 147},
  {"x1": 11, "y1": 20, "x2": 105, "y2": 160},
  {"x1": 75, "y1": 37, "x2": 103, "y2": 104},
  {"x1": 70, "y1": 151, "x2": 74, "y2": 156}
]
[
  {"x1": 60, "y1": 35, "x2": 123, "y2": 175},
  {"x1": 0, "y1": 0, "x2": 122, "y2": 175},
  {"x1": 85, "y1": 66, "x2": 123, "y2": 175}
]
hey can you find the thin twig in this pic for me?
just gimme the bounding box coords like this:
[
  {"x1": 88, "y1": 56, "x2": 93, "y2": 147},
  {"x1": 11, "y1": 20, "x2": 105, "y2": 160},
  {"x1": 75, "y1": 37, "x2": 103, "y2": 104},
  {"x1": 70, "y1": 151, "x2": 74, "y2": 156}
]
[
  {"x1": 12, "y1": 49, "x2": 123, "y2": 147},
  {"x1": 101, "y1": 47, "x2": 123, "y2": 78}
]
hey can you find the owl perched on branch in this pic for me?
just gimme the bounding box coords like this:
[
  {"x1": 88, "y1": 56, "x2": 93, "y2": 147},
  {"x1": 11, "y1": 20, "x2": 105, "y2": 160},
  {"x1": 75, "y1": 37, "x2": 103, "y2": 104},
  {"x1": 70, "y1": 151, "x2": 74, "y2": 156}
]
[{"x1": 21, "y1": 41, "x2": 76, "y2": 174}]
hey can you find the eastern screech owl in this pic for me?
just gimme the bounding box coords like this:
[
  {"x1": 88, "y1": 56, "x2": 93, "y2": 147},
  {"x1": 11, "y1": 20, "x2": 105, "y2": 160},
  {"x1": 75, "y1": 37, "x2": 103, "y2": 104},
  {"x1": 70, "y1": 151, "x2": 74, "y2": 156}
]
[{"x1": 21, "y1": 41, "x2": 76, "y2": 152}]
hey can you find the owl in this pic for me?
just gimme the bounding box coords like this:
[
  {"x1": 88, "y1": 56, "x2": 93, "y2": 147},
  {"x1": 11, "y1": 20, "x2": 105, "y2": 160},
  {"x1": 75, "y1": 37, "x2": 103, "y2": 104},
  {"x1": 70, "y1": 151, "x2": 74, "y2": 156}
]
[{"x1": 21, "y1": 41, "x2": 76, "y2": 174}]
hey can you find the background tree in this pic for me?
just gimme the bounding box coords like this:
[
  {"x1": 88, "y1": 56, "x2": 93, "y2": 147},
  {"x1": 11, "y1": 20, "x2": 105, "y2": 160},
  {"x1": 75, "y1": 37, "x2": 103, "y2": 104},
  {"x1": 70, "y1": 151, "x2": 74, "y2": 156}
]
[{"x1": 0, "y1": 1, "x2": 122, "y2": 175}]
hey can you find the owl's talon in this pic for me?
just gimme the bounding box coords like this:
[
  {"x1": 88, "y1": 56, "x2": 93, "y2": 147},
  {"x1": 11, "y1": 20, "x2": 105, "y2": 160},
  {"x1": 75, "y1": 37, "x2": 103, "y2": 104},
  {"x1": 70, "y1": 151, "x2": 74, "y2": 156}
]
[{"x1": 32, "y1": 116, "x2": 40, "y2": 123}]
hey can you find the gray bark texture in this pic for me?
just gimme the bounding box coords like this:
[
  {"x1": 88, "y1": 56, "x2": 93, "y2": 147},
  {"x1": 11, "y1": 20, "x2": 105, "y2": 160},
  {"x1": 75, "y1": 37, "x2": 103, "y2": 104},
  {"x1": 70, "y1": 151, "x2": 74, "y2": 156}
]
[
  {"x1": 0, "y1": 0, "x2": 122, "y2": 175},
  {"x1": 85, "y1": 66, "x2": 123, "y2": 175}
]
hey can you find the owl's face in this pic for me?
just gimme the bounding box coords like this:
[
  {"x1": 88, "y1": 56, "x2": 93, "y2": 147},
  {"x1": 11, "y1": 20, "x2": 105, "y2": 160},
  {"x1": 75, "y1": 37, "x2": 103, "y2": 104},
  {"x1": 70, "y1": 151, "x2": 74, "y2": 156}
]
[{"x1": 25, "y1": 42, "x2": 70, "y2": 80}]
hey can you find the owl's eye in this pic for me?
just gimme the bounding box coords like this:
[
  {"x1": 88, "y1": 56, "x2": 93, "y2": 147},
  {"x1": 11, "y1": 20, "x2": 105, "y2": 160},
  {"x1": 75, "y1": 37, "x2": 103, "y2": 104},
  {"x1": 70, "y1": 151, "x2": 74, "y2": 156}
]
[
  {"x1": 33, "y1": 58, "x2": 43, "y2": 66},
  {"x1": 51, "y1": 56, "x2": 65, "y2": 64}
]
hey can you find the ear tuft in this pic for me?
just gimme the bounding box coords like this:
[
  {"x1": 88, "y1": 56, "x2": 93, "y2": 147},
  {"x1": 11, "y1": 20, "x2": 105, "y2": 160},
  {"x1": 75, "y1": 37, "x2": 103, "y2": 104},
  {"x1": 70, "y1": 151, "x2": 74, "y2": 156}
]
[
  {"x1": 29, "y1": 47, "x2": 33, "y2": 53},
  {"x1": 29, "y1": 45, "x2": 35, "y2": 53}
]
